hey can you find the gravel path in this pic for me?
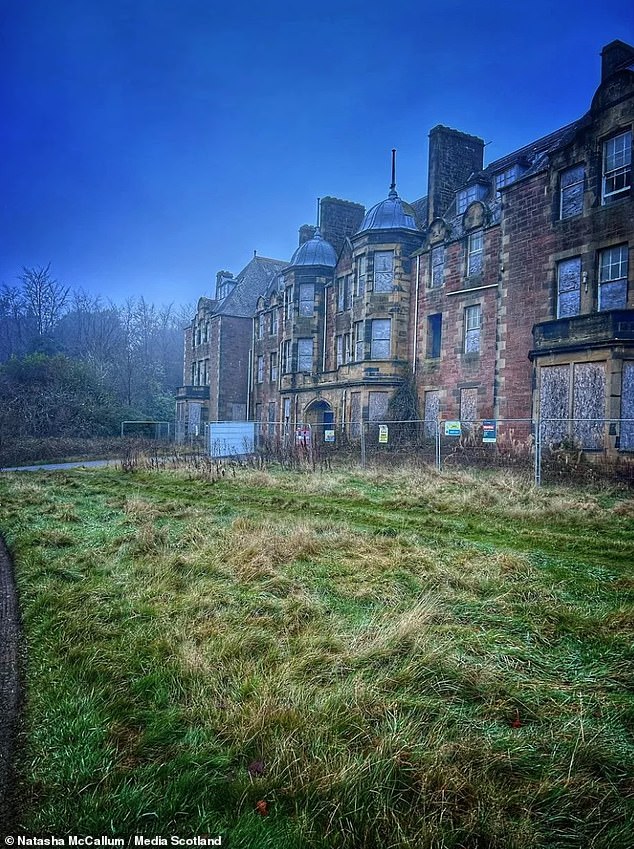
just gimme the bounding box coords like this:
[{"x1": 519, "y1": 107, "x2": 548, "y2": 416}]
[{"x1": 0, "y1": 536, "x2": 20, "y2": 833}]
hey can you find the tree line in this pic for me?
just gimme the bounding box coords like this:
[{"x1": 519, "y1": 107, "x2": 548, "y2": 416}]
[{"x1": 0, "y1": 264, "x2": 192, "y2": 439}]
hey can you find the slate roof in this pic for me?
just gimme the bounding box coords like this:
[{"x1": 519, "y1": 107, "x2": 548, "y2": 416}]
[
  {"x1": 213, "y1": 255, "x2": 287, "y2": 318},
  {"x1": 437, "y1": 116, "x2": 589, "y2": 237},
  {"x1": 484, "y1": 117, "x2": 585, "y2": 180},
  {"x1": 287, "y1": 231, "x2": 337, "y2": 268}
]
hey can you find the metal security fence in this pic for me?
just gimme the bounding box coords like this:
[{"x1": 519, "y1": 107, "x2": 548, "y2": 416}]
[
  {"x1": 438, "y1": 419, "x2": 535, "y2": 477},
  {"x1": 200, "y1": 418, "x2": 634, "y2": 487},
  {"x1": 537, "y1": 418, "x2": 634, "y2": 487}
]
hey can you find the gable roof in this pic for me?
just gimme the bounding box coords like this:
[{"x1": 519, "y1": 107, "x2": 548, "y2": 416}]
[{"x1": 213, "y1": 255, "x2": 287, "y2": 318}]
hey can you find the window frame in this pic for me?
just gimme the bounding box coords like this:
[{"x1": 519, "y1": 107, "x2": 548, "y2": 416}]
[
  {"x1": 556, "y1": 257, "x2": 582, "y2": 318},
  {"x1": 467, "y1": 230, "x2": 484, "y2": 277},
  {"x1": 269, "y1": 351, "x2": 278, "y2": 383},
  {"x1": 457, "y1": 183, "x2": 487, "y2": 214},
  {"x1": 297, "y1": 337, "x2": 313, "y2": 372},
  {"x1": 430, "y1": 244, "x2": 445, "y2": 289},
  {"x1": 284, "y1": 285, "x2": 294, "y2": 321},
  {"x1": 354, "y1": 321, "x2": 364, "y2": 361},
  {"x1": 598, "y1": 244, "x2": 629, "y2": 311},
  {"x1": 601, "y1": 130, "x2": 632, "y2": 204},
  {"x1": 464, "y1": 304, "x2": 482, "y2": 354},
  {"x1": 354, "y1": 255, "x2": 367, "y2": 297},
  {"x1": 373, "y1": 251, "x2": 394, "y2": 293},
  {"x1": 426, "y1": 313, "x2": 442, "y2": 359},
  {"x1": 299, "y1": 283, "x2": 315, "y2": 317},
  {"x1": 256, "y1": 355, "x2": 264, "y2": 384},
  {"x1": 559, "y1": 164, "x2": 585, "y2": 219},
  {"x1": 370, "y1": 318, "x2": 391, "y2": 360},
  {"x1": 281, "y1": 340, "x2": 292, "y2": 374}
]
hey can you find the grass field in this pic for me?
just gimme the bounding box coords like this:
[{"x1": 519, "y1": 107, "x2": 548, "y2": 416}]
[{"x1": 1, "y1": 464, "x2": 633, "y2": 848}]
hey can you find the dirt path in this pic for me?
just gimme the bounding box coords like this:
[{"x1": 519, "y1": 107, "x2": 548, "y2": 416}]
[{"x1": 0, "y1": 536, "x2": 20, "y2": 833}]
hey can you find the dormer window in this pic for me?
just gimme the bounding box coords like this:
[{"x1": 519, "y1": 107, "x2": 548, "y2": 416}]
[
  {"x1": 456, "y1": 183, "x2": 488, "y2": 214},
  {"x1": 494, "y1": 164, "x2": 524, "y2": 196}
]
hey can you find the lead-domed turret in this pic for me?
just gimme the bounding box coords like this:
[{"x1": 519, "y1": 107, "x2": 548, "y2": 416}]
[
  {"x1": 287, "y1": 229, "x2": 337, "y2": 268},
  {"x1": 356, "y1": 149, "x2": 419, "y2": 234}
]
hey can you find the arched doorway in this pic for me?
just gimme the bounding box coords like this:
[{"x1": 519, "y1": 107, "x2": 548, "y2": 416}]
[{"x1": 304, "y1": 398, "x2": 334, "y2": 443}]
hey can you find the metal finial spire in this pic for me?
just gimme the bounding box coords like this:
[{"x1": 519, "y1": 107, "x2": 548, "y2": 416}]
[
  {"x1": 314, "y1": 197, "x2": 322, "y2": 238},
  {"x1": 389, "y1": 148, "x2": 397, "y2": 197}
]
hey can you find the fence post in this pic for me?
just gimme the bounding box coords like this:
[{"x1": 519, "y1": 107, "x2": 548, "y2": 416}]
[
  {"x1": 534, "y1": 416, "x2": 541, "y2": 487},
  {"x1": 436, "y1": 419, "x2": 441, "y2": 472},
  {"x1": 360, "y1": 419, "x2": 366, "y2": 469}
]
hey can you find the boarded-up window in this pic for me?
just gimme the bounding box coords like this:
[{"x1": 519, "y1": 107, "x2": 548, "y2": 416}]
[
  {"x1": 424, "y1": 390, "x2": 440, "y2": 438},
  {"x1": 621, "y1": 362, "x2": 634, "y2": 451},
  {"x1": 371, "y1": 319, "x2": 391, "y2": 359},
  {"x1": 430, "y1": 245, "x2": 445, "y2": 288},
  {"x1": 560, "y1": 165, "x2": 584, "y2": 219},
  {"x1": 355, "y1": 255, "x2": 367, "y2": 297},
  {"x1": 231, "y1": 403, "x2": 246, "y2": 421},
  {"x1": 189, "y1": 403, "x2": 202, "y2": 434},
  {"x1": 268, "y1": 402, "x2": 276, "y2": 436},
  {"x1": 540, "y1": 365, "x2": 570, "y2": 444},
  {"x1": 350, "y1": 392, "x2": 362, "y2": 438},
  {"x1": 299, "y1": 284, "x2": 315, "y2": 317},
  {"x1": 467, "y1": 230, "x2": 483, "y2": 277},
  {"x1": 540, "y1": 363, "x2": 605, "y2": 448},
  {"x1": 354, "y1": 321, "x2": 364, "y2": 361},
  {"x1": 282, "y1": 340, "x2": 291, "y2": 373},
  {"x1": 373, "y1": 252, "x2": 394, "y2": 293},
  {"x1": 368, "y1": 391, "x2": 389, "y2": 422},
  {"x1": 297, "y1": 338, "x2": 313, "y2": 372},
  {"x1": 336, "y1": 335, "x2": 344, "y2": 367},
  {"x1": 557, "y1": 257, "x2": 581, "y2": 318},
  {"x1": 572, "y1": 363, "x2": 605, "y2": 449},
  {"x1": 464, "y1": 305, "x2": 481, "y2": 353},
  {"x1": 460, "y1": 387, "x2": 478, "y2": 424}
]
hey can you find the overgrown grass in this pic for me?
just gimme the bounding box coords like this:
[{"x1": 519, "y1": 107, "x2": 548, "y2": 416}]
[{"x1": 1, "y1": 465, "x2": 633, "y2": 847}]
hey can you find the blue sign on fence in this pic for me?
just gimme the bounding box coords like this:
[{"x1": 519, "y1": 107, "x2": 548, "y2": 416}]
[
  {"x1": 445, "y1": 421, "x2": 462, "y2": 437},
  {"x1": 482, "y1": 420, "x2": 497, "y2": 443}
]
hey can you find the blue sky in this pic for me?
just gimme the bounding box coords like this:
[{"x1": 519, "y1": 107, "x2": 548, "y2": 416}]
[{"x1": 1, "y1": 0, "x2": 633, "y2": 307}]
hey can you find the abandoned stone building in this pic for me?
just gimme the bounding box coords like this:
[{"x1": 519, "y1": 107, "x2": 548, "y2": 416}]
[{"x1": 177, "y1": 39, "x2": 634, "y2": 450}]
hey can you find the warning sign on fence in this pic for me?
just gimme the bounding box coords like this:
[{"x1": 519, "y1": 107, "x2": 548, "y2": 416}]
[
  {"x1": 295, "y1": 426, "x2": 311, "y2": 447},
  {"x1": 324, "y1": 429, "x2": 335, "y2": 443},
  {"x1": 444, "y1": 421, "x2": 462, "y2": 437},
  {"x1": 378, "y1": 425, "x2": 389, "y2": 444},
  {"x1": 482, "y1": 420, "x2": 497, "y2": 443}
]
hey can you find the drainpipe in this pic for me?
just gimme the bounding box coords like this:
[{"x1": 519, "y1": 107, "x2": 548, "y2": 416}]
[
  {"x1": 413, "y1": 254, "x2": 421, "y2": 374},
  {"x1": 247, "y1": 316, "x2": 255, "y2": 420},
  {"x1": 322, "y1": 282, "x2": 330, "y2": 372}
]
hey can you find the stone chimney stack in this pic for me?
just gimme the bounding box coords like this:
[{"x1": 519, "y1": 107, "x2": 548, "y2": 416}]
[
  {"x1": 298, "y1": 225, "x2": 316, "y2": 246},
  {"x1": 427, "y1": 126, "x2": 485, "y2": 223},
  {"x1": 601, "y1": 40, "x2": 634, "y2": 81},
  {"x1": 319, "y1": 197, "x2": 365, "y2": 256}
]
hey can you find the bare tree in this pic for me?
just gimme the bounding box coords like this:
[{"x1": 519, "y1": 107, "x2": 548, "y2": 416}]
[{"x1": 20, "y1": 263, "x2": 70, "y2": 337}]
